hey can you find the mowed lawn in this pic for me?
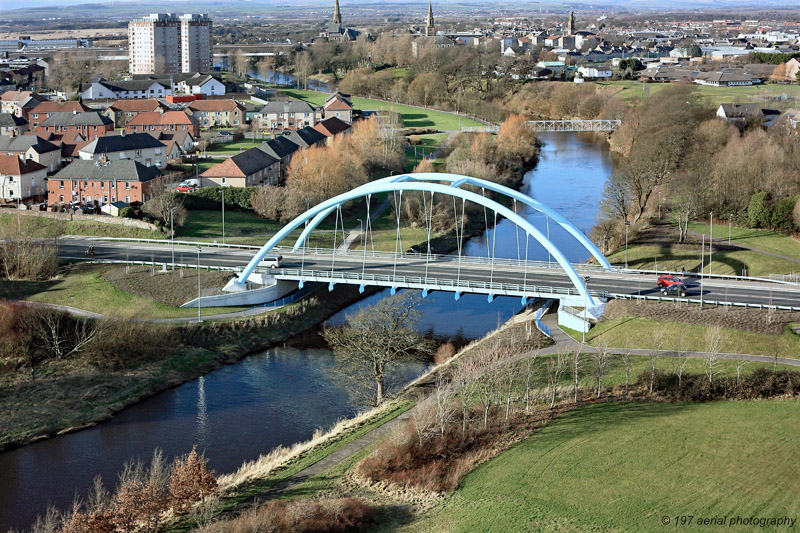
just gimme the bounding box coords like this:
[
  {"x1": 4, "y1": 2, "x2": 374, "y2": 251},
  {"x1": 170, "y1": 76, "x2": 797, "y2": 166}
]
[
  {"x1": 407, "y1": 400, "x2": 800, "y2": 532},
  {"x1": 179, "y1": 209, "x2": 282, "y2": 240},
  {"x1": 577, "y1": 316, "x2": 800, "y2": 358},
  {"x1": 606, "y1": 243, "x2": 800, "y2": 276},
  {"x1": 593, "y1": 80, "x2": 800, "y2": 107},
  {"x1": 277, "y1": 88, "x2": 484, "y2": 130},
  {"x1": 687, "y1": 222, "x2": 800, "y2": 262},
  {"x1": 206, "y1": 139, "x2": 265, "y2": 154}
]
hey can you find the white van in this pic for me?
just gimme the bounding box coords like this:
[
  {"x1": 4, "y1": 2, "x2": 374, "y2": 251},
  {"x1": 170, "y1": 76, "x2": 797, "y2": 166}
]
[{"x1": 258, "y1": 254, "x2": 283, "y2": 268}]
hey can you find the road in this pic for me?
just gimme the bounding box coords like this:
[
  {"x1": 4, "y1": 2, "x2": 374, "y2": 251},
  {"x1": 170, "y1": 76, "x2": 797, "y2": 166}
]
[{"x1": 60, "y1": 238, "x2": 800, "y2": 310}]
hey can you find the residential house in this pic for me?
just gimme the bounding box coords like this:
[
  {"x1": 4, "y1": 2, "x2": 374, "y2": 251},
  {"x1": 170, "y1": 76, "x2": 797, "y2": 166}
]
[
  {"x1": 35, "y1": 112, "x2": 114, "y2": 139},
  {"x1": 200, "y1": 147, "x2": 280, "y2": 188},
  {"x1": 716, "y1": 103, "x2": 763, "y2": 123},
  {"x1": 149, "y1": 131, "x2": 195, "y2": 160},
  {"x1": 42, "y1": 131, "x2": 90, "y2": 161},
  {"x1": 78, "y1": 131, "x2": 168, "y2": 168},
  {"x1": 323, "y1": 91, "x2": 353, "y2": 123},
  {"x1": 312, "y1": 116, "x2": 351, "y2": 145},
  {"x1": 258, "y1": 100, "x2": 317, "y2": 131},
  {"x1": 125, "y1": 111, "x2": 200, "y2": 137},
  {"x1": 80, "y1": 78, "x2": 171, "y2": 101},
  {"x1": 771, "y1": 108, "x2": 800, "y2": 133},
  {"x1": 48, "y1": 159, "x2": 163, "y2": 207},
  {"x1": 0, "y1": 155, "x2": 47, "y2": 201},
  {"x1": 257, "y1": 136, "x2": 301, "y2": 180},
  {"x1": 187, "y1": 99, "x2": 245, "y2": 128},
  {"x1": 27, "y1": 101, "x2": 91, "y2": 128},
  {"x1": 576, "y1": 65, "x2": 613, "y2": 79},
  {"x1": 0, "y1": 113, "x2": 28, "y2": 136},
  {"x1": 0, "y1": 91, "x2": 47, "y2": 119},
  {"x1": 0, "y1": 134, "x2": 61, "y2": 172},
  {"x1": 411, "y1": 36, "x2": 455, "y2": 58},
  {"x1": 103, "y1": 99, "x2": 165, "y2": 128},
  {"x1": 770, "y1": 58, "x2": 800, "y2": 83},
  {"x1": 283, "y1": 127, "x2": 327, "y2": 149}
]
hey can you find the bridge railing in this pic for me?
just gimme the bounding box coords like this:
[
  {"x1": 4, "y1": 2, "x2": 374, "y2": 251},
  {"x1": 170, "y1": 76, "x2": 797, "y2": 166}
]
[
  {"x1": 612, "y1": 265, "x2": 800, "y2": 286},
  {"x1": 534, "y1": 300, "x2": 554, "y2": 337}
]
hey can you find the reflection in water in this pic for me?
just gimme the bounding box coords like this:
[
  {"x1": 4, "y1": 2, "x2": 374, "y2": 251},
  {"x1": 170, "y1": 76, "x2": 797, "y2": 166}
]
[{"x1": 0, "y1": 133, "x2": 612, "y2": 530}]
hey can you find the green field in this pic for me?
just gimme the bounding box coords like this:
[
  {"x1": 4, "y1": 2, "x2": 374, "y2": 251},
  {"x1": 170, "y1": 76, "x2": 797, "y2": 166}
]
[
  {"x1": 206, "y1": 139, "x2": 264, "y2": 155},
  {"x1": 575, "y1": 316, "x2": 800, "y2": 358},
  {"x1": 0, "y1": 213, "x2": 165, "y2": 240},
  {"x1": 687, "y1": 222, "x2": 800, "y2": 263},
  {"x1": 277, "y1": 88, "x2": 483, "y2": 130},
  {"x1": 178, "y1": 209, "x2": 282, "y2": 240},
  {"x1": 594, "y1": 80, "x2": 800, "y2": 107},
  {"x1": 16, "y1": 264, "x2": 245, "y2": 319},
  {"x1": 407, "y1": 400, "x2": 800, "y2": 532},
  {"x1": 607, "y1": 243, "x2": 800, "y2": 276}
]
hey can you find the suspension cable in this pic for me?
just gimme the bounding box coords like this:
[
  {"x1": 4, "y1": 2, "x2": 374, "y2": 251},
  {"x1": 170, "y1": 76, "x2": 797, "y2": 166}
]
[
  {"x1": 393, "y1": 190, "x2": 402, "y2": 280},
  {"x1": 481, "y1": 187, "x2": 490, "y2": 259},
  {"x1": 490, "y1": 209, "x2": 498, "y2": 286},
  {"x1": 514, "y1": 198, "x2": 521, "y2": 262}
]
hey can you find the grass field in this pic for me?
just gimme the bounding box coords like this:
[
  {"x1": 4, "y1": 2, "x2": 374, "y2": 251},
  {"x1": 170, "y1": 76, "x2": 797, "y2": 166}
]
[
  {"x1": 574, "y1": 316, "x2": 800, "y2": 358},
  {"x1": 206, "y1": 139, "x2": 264, "y2": 155},
  {"x1": 593, "y1": 80, "x2": 800, "y2": 107},
  {"x1": 277, "y1": 88, "x2": 483, "y2": 130},
  {"x1": 686, "y1": 222, "x2": 800, "y2": 262},
  {"x1": 0, "y1": 213, "x2": 165, "y2": 240},
  {"x1": 15, "y1": 263, "x2": 245, "y2": 319},
  {"x1": 606, "y1": 243, "x2": 800, "y2": 276},
  {"x1": 351, "y1": 227, "x2": 435, "y2": 252},
  {"x1": 178, "y1": 209, "x2": 282, "y2": 240},
  {"x1": 406, "y1": 399, "x2": 800, "y2": 532}
]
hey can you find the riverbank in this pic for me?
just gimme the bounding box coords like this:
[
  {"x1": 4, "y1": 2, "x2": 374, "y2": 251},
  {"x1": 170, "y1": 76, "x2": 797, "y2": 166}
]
[{"x1": 0, "y1": 283, "x2": 383, "y2": 453}]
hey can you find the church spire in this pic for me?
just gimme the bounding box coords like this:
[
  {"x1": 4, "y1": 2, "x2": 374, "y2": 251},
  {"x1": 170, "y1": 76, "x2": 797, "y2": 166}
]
[
  {"x1": 567, "y1": 11, "x2": 575, "y2": 35},
  {"x1": 426, "y1": 0, "x2": 435, "y2": 36},
  {"x1": 333, "y1": 0, "x2": 342, "y2": 25}
]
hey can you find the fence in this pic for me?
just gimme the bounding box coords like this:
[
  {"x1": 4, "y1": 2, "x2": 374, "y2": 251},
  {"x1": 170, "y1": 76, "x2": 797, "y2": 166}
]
[
  {"x1": 534, "y1": 300, "x2": 554, "y2": 337},
  {"x1": 609, "y1": 292, "x2": 800, "y2": 312}
]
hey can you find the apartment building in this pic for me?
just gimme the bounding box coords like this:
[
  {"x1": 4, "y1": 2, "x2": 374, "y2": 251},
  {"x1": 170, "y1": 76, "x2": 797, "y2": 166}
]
[{"x1": 128, "y1": 13, "x2": 213, "y2": 75}]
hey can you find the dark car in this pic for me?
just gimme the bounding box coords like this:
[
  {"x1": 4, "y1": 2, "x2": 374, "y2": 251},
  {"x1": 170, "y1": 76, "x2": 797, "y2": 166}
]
[{"x1": 657, "y1": 275, "x2": 687, "y2": 297}]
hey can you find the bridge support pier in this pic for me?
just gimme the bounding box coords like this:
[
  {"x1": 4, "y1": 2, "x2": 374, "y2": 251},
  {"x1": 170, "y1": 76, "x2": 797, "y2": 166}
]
[
  {"x1": 422, "y1": 288, "x2": 429, "y2": 298},
  {"x1": 328, "y1": 282, "x2": 335, "y2": 292},
  {"x1": 454, "y1": 292, "x2": 461, "y2": 301},
  {"x1": 359, "y1": 284, "x2": 365, "y2": 294},
  {"x1": 487, "y1": 294, "x2": 494, "y2": 303},
  {"x1": 390, "y1": 287, "x2": 397, "y2": 295}
]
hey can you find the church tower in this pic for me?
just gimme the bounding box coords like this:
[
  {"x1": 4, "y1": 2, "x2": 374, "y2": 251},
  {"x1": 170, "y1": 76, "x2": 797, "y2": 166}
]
[
  {"x1": 425, "y1": 1, "x2": 436, "y2": 36},
  {"x1": 567, "y1": 11, "x2": 575, "y2": 35},
  {"x1": 333, "y1": 0, "x2": 342, "y2": 26}
]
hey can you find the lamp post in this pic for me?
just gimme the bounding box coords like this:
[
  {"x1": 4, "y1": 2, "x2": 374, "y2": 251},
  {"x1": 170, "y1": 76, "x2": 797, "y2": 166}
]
[
  {"x1": 357, "y1": 218, "x2": 363, "y2": 254},
  {"x1": 658, "y1": 191, "x2": 662, "y2": 219},
  {"x1": 624, "y1": 220, "x2": 630, "y2": 269},
  {"x1": 700, "y1": 234, "x2": 704, "y2": 308},
  {"x1": 709, "y1": 211, "x2": 713, "y2": 275},
  {"x1": 582, "y1": 275, "x2": 591, "y2": 344},
  {"x1": 728, "y1": 213, "x2": 732, "y2": 245},
  {"x1": 221, "y1": 188, "x2": 225, "y2": 245},
  {"x1": 170, "y1": 205, "x2": 178, "y2": 270},
  {"x1": 196, "y1": 246, "x2": 202, "y2": 323}
]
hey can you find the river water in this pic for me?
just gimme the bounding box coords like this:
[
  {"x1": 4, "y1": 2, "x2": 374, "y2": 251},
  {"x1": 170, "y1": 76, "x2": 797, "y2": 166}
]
[{"x1": 0, "y1": 133, "x2": 611, "y2": 529}]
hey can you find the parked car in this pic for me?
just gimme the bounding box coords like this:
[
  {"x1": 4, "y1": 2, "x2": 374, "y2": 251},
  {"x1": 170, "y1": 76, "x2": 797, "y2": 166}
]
[
  {"x1": 657, "y1": 275, "x2": 687, "y2": 297},
  {"x1": 176, "y1": 179, "x2": 198, "y2": 193}
]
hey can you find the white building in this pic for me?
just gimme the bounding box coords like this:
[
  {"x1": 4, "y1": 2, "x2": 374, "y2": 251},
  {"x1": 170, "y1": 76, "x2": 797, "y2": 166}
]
[
  {"x1": 577, "y1": 66, "x2": 612, "y2": 79},
  {"x1": 128, "y1": 13, "x2": 212, "y2": 75}
]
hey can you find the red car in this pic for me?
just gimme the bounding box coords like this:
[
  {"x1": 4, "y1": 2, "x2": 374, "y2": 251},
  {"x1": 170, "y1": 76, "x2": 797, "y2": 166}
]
[
  {"x1": 657, "y1": 275, "x2": 687, "y2": 297},
  {"x1": 176, "y1": 183, "x2": 196, "y2": 193}
]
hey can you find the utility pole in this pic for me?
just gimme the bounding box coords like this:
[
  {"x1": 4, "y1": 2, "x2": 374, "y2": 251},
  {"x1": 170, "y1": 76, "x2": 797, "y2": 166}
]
[
  {"x1": 170, "y1": 206, "x2": 178, "y2": 270},
  {"x1": 582, "y1": 276, "x2": 590, "y2": 343},
  {"x1": 624, "y1": 220, "x2": 630, "y2": 269},
  {"x1": 196, "y1": 246, "x2": 202, "y2": 323},
  {"x1": 700, "y1": 234, "x2": 705, "y2": 309},
  {"x1": 709, "y1": 211, "x2": 713, "y2": 275},
  {"x1": 221, "y1": 188, "x2": 225, "y2": 245},
  {"x1": 728, "y1": 213, "x2": 732, "y2": 245}
]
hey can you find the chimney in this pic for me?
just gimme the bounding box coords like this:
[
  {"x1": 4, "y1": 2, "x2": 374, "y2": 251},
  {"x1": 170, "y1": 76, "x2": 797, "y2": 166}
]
[
  {"x1": 101, "y1": 153, "x2": 108, "y2": 163},
  {"x1": 72, "y1": 109, "x2": 77, "y2": 114},
  {"x1": 120, "y1": 129, "x2": 126, "y2": 137}
]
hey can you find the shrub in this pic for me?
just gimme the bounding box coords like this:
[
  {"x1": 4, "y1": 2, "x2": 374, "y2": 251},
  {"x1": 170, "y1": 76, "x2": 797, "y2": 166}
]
[
  {"x1": 0, "y1": 238, "x2": 58, "y2": 280},
  {"x1": 118, "y1": 207, "x2": 136, "y2": 218},
  {"x1": 747, "y1": 189, "x2": 771, "y2": 228},
  {"x1": 771, "y1": 195, "x2": 798, "y2": 232},
  {"x1": 189, "y1": 186, "x2": 256, "y2": 210},
  {"x1": 434, "y1": 342, "x2": 456, "y2": 364},
  {"x1": 638, "y1": 368, "x2": 800, "y2": 401},
  {"x1": 169, "y1": 447, "x2": 218, "y2": 513}
]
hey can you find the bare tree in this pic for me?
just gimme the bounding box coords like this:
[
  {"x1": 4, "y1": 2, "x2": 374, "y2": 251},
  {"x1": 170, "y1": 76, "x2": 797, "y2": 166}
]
[
  {"x1": 675, "y1": 337, "x2": 691, "y2": 387},
  {"x1": 592, "y1": 341, "x2": 612, "y2": 398},
  {"x1": 433, "y1": 372, "x2": 456, "y2": 436},
  {"x1": 27, "y1": 308, "x2": 103, "y2": 363},
  {"x1": 648, "y1": 329, "x2": 666, "y2": 394},
  {"x1": 452, "y1": 357, "x2": 479, "y2": 432},
  {"x1": 475, "y1": 352, "x2": 500, "y2": 428},
  {"x1": 522, "y1": 354, "x2": 538, "y2": 412},
  {"x1": 547, "y1": 351, "x2": 568, "y2": 408},
  {"x1": 670, "y1": 188, "x2": 697, "y2": 243},
  {"x1": 735, "y1": 357, "x2": 748, "y2": 389},
  {"x1": 502, "y1": 359, "x2": 516, "y2": 421},
  {"x1": 323, "y1": 292, "x2": 433, "y2": 406},
  {"x1": 411, "y1": 404, "x2": 436, "y2": 447},
  {"x1": 141, "y1": 180, "x2": 187, "y2": 230},
  {"x1": 570, "y1": 349, "x2": 582, "y2": 403},
  {"x1": 294, "y1": 52, "x2": 313, "y2": 90},
  {"x1": 704, "y1": 326, "x2": 722, "y2": 385},
  {"x1": 234, "y1": 48, "x2": 250, "y2": 78}
]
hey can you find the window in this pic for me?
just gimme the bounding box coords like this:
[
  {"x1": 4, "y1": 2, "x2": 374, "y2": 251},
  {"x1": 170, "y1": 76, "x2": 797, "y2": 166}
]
[
  {"x1": 110, "y1": 182, "x2": 115, "y2": 189},
  {"x1": 59, "y1": 194, "x2": 64, "y2": 203},
  {"x1": 125, "y1": 195, "x2": 130, "y2": 203},
  {"x1": 221, "y1": 177, "x2": 226, "y2": 185},
  {"x1": 101, "y1": 181, "x2": 105, "y2": 189},
  {"x1": 125, "y1": 182, "x2": 130, "y2": 190},
  {"x1": 111, "y1": 196, "x2": 116, "y2": 202},
  {"x1": 135, "y1": 150, "x2": 142, "y2": 156},
  {"x1": 155, "y1": 148, "x2": 162, "y2": 155},
  {"x1": 103, "y1": 196, "x2": 108, "y2": 203},
  {"x1": 59, "y1": 180, "x2": 64, "y2": 189}
]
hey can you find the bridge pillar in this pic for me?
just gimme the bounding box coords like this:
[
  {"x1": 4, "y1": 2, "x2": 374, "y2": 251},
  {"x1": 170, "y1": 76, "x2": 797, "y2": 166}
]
[
  {"x1": 487, "y1": 294, "x2": 494, "y2": 303},
  {"x1": 454, "y1": 291, "x2": 461, "y2": 301},
  {"x1": 390, "y1": 287, "x2": 397, "y2": 295},
  {"x1": 422, "y1": 288, "x2": 429, "y2": 298},
  {"x1": 359, "y1": 284, "x2": 365, "y2": 294},
  {"x1": 328, "y1": 282, "x2": 335, "y2": 292}
]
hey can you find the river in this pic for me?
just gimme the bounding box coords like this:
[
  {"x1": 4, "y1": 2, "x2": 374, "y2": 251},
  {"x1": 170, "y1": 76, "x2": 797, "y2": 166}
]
[{"x1": 0, "y1": 132, "x2": 611, "y2": 529}]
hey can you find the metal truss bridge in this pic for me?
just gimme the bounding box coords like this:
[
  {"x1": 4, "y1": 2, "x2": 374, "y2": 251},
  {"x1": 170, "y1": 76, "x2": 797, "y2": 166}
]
[{"x1": 526, "y1": 119, "x2": 621, "y2": 132}]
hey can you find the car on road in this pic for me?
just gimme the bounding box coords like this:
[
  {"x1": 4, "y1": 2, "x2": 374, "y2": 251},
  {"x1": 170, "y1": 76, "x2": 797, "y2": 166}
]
[
  {"x1": 258, "y1": 254, "x2": 282, "y2": 268},
  {"x1": 657, "y1": 275, "x2": 687, "y2": 297},
  {"x1": 176, "y1": 179, "x2": 198, "y2": 193}
]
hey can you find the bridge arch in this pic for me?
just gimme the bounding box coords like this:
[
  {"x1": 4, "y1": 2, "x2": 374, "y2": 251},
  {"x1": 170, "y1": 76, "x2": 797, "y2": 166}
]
[
  {"x1": 293, "y1": 173, "x2": 611, "y2": 269},
  {"x1": 237, "y1": 178, "x2": 597, "y2": 306}
]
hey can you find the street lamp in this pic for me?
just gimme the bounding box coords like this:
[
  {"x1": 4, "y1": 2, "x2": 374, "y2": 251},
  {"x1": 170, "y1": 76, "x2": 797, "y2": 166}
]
[
  {"x1": 582, "y1": 275, "x2": 591, "y2": 344},
  {"x1": 624, "y1": 220, "x2": 630, "y2": 269},
  {"x1": 728, "y1": 213, "x2": 732, "y2": 245},
  {"x1": 221, "y1": 188, "x2": 225, "y2": 245},
  {"x1": 709, "y1": 211, "x2": 713, "y2": 275},
  {"x1": 170, "y1": 206, "x2": 178, "y2": 270},
  {"x1": 196, "y1": 246, "x2": 202, "y2": 323}
]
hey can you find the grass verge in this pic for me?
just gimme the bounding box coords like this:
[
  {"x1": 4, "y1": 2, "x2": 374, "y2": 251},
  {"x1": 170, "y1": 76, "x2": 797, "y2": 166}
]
[
  {"x1": 686, "y1": 222, "x2": 800, "y2": 263},
  {"x1": 404, "y1": 399, "x2": 800, "y2": 532}
]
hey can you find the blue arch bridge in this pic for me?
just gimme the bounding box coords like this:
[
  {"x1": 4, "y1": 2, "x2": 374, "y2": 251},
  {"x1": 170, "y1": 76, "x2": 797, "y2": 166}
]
[{"x1": 206, "y1": 172, "x2": 800, "y2": 332}]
